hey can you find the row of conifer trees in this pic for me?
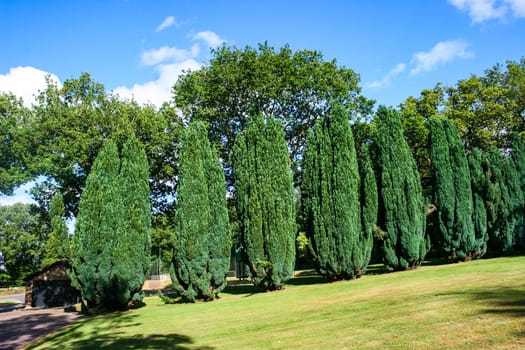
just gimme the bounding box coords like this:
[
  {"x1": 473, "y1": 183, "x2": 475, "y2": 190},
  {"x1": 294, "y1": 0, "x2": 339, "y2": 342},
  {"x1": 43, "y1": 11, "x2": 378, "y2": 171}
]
[{"x1": 71, "y1": 102, "x2": 525, "y2": 310}]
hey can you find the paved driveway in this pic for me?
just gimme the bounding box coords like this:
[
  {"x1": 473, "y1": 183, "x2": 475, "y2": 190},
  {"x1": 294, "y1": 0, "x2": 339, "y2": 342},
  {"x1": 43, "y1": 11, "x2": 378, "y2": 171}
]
[
  {"x1": 0, "y1": 293, "x2": 25, "y2": 304},
  {"x1": 0, "y1": 308, "x2": 82, "y2": 350}
]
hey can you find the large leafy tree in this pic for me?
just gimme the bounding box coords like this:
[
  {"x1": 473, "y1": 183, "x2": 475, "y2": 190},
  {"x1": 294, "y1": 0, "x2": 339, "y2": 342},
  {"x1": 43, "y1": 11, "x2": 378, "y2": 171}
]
[
  {"x1": 170, "y1": 122, "x2": 231, "y2": 302},
  {"x1": 443, "y1": 58, "x2": 525, "y2": 150},
  {"x1": 302, "y1": 103, "x2": 363, "y2": 280},
  {"x1": 0, "y1": 203, "x2": 44, "y2": 285},
  {"x1": 173, "y1": 43, "x2": 374, "y2": 182},
  {"x1": 27, "y1": 73, "x2": 179, "y2": 216},
  {"x1": 375, "y1": 106, "x2": 427, "y2": 271},
  {"x1": 42, "y1": 192, "x2": 71, "y2": 267},
  {"x1": 234, "y1": 114, "x2": 295, "y2": 290},
  {"x1": 429, "y1": 118, "x2": 476, "y2": 260},
  {"x1": 0, "y1": 93, "x2": 32, "y2": 195}
]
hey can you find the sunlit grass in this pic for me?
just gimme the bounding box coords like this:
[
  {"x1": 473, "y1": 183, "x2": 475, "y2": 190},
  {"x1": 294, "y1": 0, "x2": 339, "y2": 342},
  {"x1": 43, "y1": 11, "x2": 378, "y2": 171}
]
[{"x1": 28, "y1": 256, "x2": 525, "y2": 349}]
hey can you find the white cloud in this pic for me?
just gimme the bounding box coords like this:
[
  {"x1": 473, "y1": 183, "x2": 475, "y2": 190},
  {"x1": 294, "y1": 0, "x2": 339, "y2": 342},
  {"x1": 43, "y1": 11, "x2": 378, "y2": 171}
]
[
  {"x1": 506, "y1": 0, "x2": 525, "y2": 17},
  {"x1": 366, "y1": 63, "x2": 406, "y2": 88},
  {"x1": 113, "y1": 59, "x2": 202, "y2": 107},
  {"x1": 0, "y1": 66, "x2": 61, "y2": 107},
  {"x1": 155, "y1": 16, "x2": 177, "y2": 32},
  {"x1": 448, "y1": 0, "x2": 525, "y2": 22},
  {"x1": 140, "y1": 44, "x2": 200, "y2": 66},
  {"x1": 410, "y1": 40, "x2": 474, "y2": 75},
  {"x1": 192, "y1": 31, "x2": 225, "y2": 48}
]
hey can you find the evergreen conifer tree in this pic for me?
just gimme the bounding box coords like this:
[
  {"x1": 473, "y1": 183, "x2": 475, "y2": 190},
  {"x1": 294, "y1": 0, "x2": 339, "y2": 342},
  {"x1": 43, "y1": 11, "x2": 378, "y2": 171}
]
[
  {"x1": 112, "y1": 137, "x2": 152, "y2": 305},
  {"x1": 42, "y1": 192, "x2": 71, "y2": 267},
  {"x1": 234, "y1": 113, "x2": 295, "y2": 290},
  {"x1": 375, "y1": 106, "x2": 426, "y2": 270},
  {"x1": 429, "y1": 118, "x2": 476, "y2": 260},
  {"x1": 485, "y1": 148, "x2": 518, "y2": 255},
  {"x1": 467, "y1": 148, "x2": 490, "y2": 257},
  {"x1": 72, "y1": 140, "x2": 121, "y2": 311},
  {"x1": 510, "y1": 133, "x2": 525, "y2": 250},
  {"x1": 357, "y1": 143, "x2": 378, "y2": 274},
  {"x1": 302, "y1": 103, "x2": 362, "y2": 280},
  {"x1": 171, "y1": 122, "x2": 230, "y2": 301},
  {"x1": 72, "y1": 138, "x2": 152, "y2": 311}
]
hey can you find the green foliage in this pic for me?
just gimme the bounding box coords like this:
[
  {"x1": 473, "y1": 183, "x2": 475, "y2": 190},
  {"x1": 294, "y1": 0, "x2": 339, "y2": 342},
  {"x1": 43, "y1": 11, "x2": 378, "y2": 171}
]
[
  {"x1": 173, "y1": 43, "x2": 374, "y2": 182},
  {"x1": 375, "y1": 106, "x2": 427, "y2": 270},
  {"x1": 27, "y1": 73, "x2": 179, "y2": 216},
  {"x1": 42, "y1": 192, "x2": 71, "y2": 267},
  {"x1": 0, "y1": 203, "x2": 43, "y2": 285},
  {"x1": 170, "y1": 122, "x2": 231, "y2": 302},
  {"x1": 429, "y1": 118, "x2": 476, "y2": 260},
  {"x1": 71, "y1": 138, "x2": 151, "y2": 312},
  {"x1": 510, "y1": 133, "x2": 525, "y2": 250},
  {"x1": 485, "y1": 148, "x2": 522, "y2": 255},
  {"x1": 113, "y1": 137, "x2": 152, "y2": 305},
  {"x1": 0, "y1": 93, "x2": 33, "y2": 195},
  {"x1": 467, "y1": 148, "x2": 490, "y2": 257},
  {"x1": 357, "y1": 143, "x2": 378, "y2": 273},
  {"x1": 302, "y1": 103, "x2": 363, "y2": 279},
  {"x1": 234, "y1": 114, "x2": 295, "y2": 290},
  {"x1": 71, "y1": 140, "x2": 121, "y2": 311},
  {"x1": 444, "y1": 58, "x2": 525, "y2": 150}
]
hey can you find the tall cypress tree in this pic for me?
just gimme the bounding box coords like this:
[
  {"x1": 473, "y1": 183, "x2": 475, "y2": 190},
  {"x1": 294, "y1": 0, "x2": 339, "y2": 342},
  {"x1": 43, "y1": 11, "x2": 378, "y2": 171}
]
[
  {"x1": 72, "y1": 140, "x2": 121, "y2": 311},
  {"x1": 375, "y1": 106, "x2": 426, "y2": 271},
  {"x1": 112, "y1": 137, "x2": 152, "y2": 305},
  {"x1": 510, "y1": 133, "x2": 525, "y2": 251},
  {"x1": 357, "y1": 143, "x2": 377, "y2": 274},
  {"x1": 72, "y1": 138, "x2": 152, "y2": 311},
  {"x1": 171, "y1": 122, "x2": 230, "y2": 301},
  {"x1": 467, "y1": 148, "x2": 490, "y2": 257},
  {"x1": 234, "y1": 113, "x2": 295, "y2": 290},
  {"x1": 429, "y1": 118, "x2": 476, "y2": 260},
  {"x1": 485, "y1": 148, "x2": 518, "y2": 255},
  {"x1": 302, "y1": 103, "x2": 362, "y2": 280},
  {"x1": 42, "y1": 192, "x2": 71, "y2": 267}
]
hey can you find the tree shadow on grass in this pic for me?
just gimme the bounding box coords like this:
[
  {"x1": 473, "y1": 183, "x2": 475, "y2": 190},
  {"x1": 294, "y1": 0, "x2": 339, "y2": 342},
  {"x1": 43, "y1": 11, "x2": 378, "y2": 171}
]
[
  {"x1": 286, "y1": 270, "x2": 330, "y2": 286},
  {"x1": 222, "y1": 281, "x2": 267, "y2": 297},
  {"x1": 28, "y1": 311, "x2": 214, "y2": 350},
  {"x1": 470, "y1": 287, "x2": 525, "y2": 318}
]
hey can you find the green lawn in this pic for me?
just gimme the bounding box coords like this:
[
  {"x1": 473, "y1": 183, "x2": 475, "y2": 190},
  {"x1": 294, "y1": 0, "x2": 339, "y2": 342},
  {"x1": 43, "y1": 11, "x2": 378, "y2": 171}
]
[{"x1": 29, "y1": 256, "x2": 524, "y2": 349}]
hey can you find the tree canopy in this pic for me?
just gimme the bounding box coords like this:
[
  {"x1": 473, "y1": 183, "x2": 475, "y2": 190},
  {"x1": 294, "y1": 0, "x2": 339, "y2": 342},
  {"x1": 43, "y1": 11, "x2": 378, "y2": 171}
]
[{"x1": 173, "y1": 43, "x2": 374, "y2": 182}]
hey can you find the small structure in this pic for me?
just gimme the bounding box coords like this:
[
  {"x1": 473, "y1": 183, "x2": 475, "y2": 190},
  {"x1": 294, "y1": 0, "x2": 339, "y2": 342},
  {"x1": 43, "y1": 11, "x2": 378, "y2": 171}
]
[{"x1": 24, "y1": 260, "x2": 81, "y2": 308}]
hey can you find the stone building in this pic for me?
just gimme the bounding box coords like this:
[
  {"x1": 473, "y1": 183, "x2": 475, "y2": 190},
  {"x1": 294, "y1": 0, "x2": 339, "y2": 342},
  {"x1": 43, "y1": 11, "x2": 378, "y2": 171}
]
[{"x1": 24, "y1": 260, "x2": 80, "y2": 308}]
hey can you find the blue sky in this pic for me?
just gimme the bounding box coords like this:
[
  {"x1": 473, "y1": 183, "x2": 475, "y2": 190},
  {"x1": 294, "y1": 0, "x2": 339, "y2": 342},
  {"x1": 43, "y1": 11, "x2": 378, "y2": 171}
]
[{"x1": 1, "y1": 0, "x2": 524, "y2": 204}]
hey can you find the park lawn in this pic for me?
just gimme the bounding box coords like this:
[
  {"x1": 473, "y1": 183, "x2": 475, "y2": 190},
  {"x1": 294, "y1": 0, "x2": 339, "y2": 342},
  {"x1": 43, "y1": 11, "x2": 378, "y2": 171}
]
[{"x1": 29, "y1": 256, "x2": 524, "y2": 350}]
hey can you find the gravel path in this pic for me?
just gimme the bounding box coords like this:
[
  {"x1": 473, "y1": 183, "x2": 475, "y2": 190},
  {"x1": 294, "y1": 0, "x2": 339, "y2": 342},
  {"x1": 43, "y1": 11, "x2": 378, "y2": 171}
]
[{"x1": 0, "y1": 308, "x2": 82, "y2": 350}]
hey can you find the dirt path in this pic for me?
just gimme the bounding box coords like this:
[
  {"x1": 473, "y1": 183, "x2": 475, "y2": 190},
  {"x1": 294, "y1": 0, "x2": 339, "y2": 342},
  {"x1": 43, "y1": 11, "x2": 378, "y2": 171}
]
[{"x1": 0, "y1": 308, "x2": 82, "y2": 350}]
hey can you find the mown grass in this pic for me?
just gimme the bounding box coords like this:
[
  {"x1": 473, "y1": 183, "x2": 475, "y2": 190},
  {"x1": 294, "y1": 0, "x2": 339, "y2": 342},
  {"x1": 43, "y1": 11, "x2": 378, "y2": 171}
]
[{"x1": 28, "y1": 256, "x2": 525, "y2": 349}]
